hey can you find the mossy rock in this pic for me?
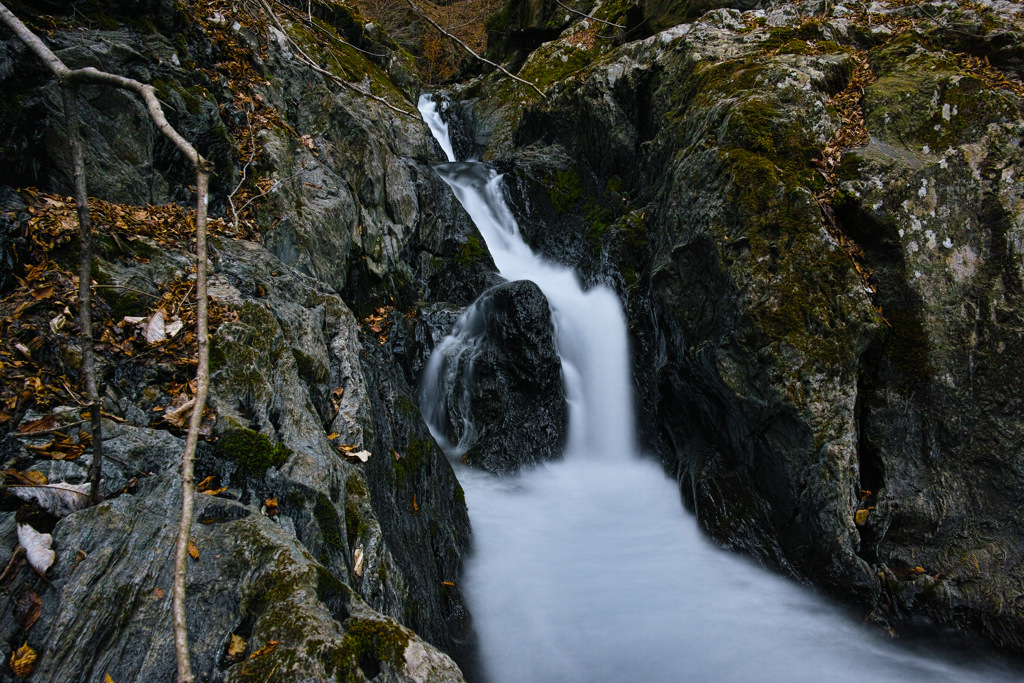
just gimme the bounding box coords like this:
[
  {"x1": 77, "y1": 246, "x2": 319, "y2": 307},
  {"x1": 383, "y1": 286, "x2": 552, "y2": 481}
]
[{"x1": 218, "y1": 427, "x2": 291, "y2": 476}]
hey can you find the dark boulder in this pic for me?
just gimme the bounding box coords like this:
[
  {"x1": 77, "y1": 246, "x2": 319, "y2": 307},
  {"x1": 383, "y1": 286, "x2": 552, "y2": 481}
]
[{"x1": 426, "y1": 279, "x2": 567, "y2": 473}]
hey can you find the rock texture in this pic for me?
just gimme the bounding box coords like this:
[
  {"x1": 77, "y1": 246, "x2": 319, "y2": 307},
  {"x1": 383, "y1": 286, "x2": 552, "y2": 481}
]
[
  {"x1": 0, "y1": 1, "x2": 493, "y2": 680},
  {"x1": 461, "y1": 0, "x2": 1024, "y2": 654},
  {"x1": 424, "y1": 279, "x2": 567, "y2": 473}
]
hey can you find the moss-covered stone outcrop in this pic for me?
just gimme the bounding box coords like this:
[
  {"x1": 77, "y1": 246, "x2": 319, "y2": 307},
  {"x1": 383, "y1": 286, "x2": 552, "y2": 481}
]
[{"x1": 453, "y1": 0, "x2": 1024, "y2": 655}]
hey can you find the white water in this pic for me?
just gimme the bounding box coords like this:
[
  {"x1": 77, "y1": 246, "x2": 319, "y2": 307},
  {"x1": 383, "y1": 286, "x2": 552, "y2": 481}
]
[{"x1": 417, "y1": 94, "x2": 1021, "y2": 683}]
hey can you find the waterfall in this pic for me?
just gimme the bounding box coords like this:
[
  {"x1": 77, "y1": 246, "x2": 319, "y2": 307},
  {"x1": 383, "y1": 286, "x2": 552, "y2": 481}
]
[{"x1": 416, "y1": 94, "x2": 1018, "y2": 683}]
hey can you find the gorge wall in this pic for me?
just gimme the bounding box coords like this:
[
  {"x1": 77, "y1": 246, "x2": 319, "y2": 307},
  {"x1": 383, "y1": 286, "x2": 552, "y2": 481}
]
[
  {"x1": 454, "y1": 0, "x2": 1024, "y2": 654},
  {"x1": 1, "y1": 0, "x2": 1024, "y2": 679}
]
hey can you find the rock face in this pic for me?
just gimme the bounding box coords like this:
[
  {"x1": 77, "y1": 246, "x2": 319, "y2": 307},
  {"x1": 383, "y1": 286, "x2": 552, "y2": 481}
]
[
  {"x1": 464, "y1": 0, "x2": 1024, "y2": 654},
  {"x1": 425, "y1": 280, "x2": 567, "y2": 473},
  {"x1": 0, "y1": 1, "x2": 492, "y2": 680}
]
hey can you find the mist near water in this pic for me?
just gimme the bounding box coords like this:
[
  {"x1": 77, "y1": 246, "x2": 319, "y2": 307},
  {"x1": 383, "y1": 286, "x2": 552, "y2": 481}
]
[{"x1": 418, "y1": 94, "x2": 1021, "y2": 683}]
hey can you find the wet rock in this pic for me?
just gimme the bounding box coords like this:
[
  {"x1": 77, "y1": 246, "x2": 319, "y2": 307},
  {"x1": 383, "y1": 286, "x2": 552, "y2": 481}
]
[
  {"x1": 468, "y1": 0, "x2": 1024, "y2": 654},
  {"x1": 426, "y1": 280, "x2": 568, "y2": 473}
]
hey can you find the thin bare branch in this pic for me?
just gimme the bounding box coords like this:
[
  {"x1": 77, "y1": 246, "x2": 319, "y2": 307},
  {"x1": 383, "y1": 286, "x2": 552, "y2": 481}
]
[
  {"x1": 553, "y1": 0, "x2": 625, "y2": 28},
  {"x1": 257, "y1": 0, "x2": 418, "y2": 119},
  {"x1": 171, "y1": 168, "x2": 209, "y2": 683},
  {"x1": 405, "y1": 0, "x2": 547, "y2": 98}
]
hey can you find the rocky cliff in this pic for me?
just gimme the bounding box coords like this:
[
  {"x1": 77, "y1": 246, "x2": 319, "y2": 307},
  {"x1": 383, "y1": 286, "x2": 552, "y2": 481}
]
[
  {"x1": 0, "y1": 0, "x2": 494, "y2": 680},
  {"x1": 446, "y1": 0, "x2": 1024, "y2": 655},
  {"x1": 3, "y1": 0, "x2": 1024, "y2": 677}
]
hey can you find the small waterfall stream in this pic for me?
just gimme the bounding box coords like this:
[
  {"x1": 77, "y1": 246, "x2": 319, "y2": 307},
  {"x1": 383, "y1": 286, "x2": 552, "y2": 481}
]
[{"x1": 417, "y1": 95, "x2": 1018, "y2": 683}]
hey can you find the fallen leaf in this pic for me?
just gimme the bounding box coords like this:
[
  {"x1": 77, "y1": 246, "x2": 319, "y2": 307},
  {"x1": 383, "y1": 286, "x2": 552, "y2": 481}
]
[
  {"x1": 188, "y1": 538, "x2": 199, "y2": 559},
  {"x1": 105, "y1": 675, "x2": 115, "y2": 683},
  {"x1": 152, "y1": 587, "x2": 165, "y2": 600},
  {"x1": 49, "y1": 312, "x2": 67, "y2": 333},
  {"x1": 353, "y1": 546, "x2": 364, "y2": 577},
  {"x1": 227, "y1": 633, "x2": 246, "y2": 661},
  {"x1": 346, "y1": 450, "x2": 371, "y2": 463},
  {"x1": 412, "y1": 494, "x2": 419, "y2": 514},
  {"x1": 4, "y1": 470, "x2": 48, "y2": 486},
  {"x1": 265, "y1": 498, "x2": 278, "y2": 517},
  {"x1": 249, "y1": 640, "x2": 279, "y2": 659},
  {"x1": 196, "y1": 476, "x2": 215, "y2": 490},
  {"x1": 10, "y1": 642, "x2": 36, "y2": 677},
  {"x1": 909, "y1": 566, "x2": 927, "y2": 575},
  {"x1": 14, "y1": 584, "x2": 42, "y2": 630},
  {"x1": 11, "y1": 481, "x2": 91, "y2": 517},
  {"x1": 327, "y1": 432, "x2": 340, "y2": 440},
  {"x1": 441, "y1": 581, "x2": 454, "y2": 587},
  {"x1": 18, "y1": 416, "x2": 56, "y2": 434},
  {"x1": 165, "y1": 319, "x2": 184, "y2": 338},
  {"x1": 145, "y1": 309, "x2": 167, "y2": 344},
  {"x1": 854, "y1": 508, "x2": 869, "y2": 526},
  {"x1": 18, "y1": 524, "x2": 55, "y2": 574}
]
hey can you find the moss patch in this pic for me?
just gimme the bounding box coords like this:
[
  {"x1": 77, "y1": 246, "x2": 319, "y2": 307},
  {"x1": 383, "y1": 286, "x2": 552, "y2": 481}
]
[{"x1": 218, "y1": 428, "x2": 291, "y2": 476}]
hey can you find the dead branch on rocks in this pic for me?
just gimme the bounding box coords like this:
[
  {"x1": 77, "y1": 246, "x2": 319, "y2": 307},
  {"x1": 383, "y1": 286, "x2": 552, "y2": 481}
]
[{"x1": 0, "y1": 4, "x2": 211, "y2": 681}]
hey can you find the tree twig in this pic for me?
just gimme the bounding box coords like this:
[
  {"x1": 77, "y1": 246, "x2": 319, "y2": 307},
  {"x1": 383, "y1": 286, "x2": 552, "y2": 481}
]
[
  {"x1": 405, "y1": 0, "x2": 547, "y2": 98},
  {"x1": 553, "y1": 0, "x2": 625, "y2": 28},
  {"x1": 257, "y1": 0, "x2": 418, "y2": 119},
  {"x1": 0, "y1": 5, "x2": 211, "y2": 680}
]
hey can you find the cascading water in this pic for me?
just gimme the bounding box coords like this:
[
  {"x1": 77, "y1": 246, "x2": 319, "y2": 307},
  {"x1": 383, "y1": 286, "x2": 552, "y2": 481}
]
[{"x1": 417, "y1": 94, "x2": 1019, "y2": 682}]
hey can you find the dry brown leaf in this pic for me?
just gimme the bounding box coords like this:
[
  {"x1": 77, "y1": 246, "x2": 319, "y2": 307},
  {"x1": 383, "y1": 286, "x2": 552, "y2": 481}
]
[
  {"x1": 249, "y1": 640, "x2": 279, "y2": 659},
  {"x1": 17, "y1": 415, "x2": 56, "y2": 434},
  {"x1": 188, "y1": 538, "x2": 199, "y2": 560},
  {"x1": 152, "y1": 587, "x2": 165, "y2": 600},
  {"x1": 10, "y1": 642, "x2": 36, "y2": 677},
  {"x1": 14, "y1": 584, "x2": 42, "y2": 631},
  {"x1": 265, "y1": 498, "x2": 278, "y2": 517}
]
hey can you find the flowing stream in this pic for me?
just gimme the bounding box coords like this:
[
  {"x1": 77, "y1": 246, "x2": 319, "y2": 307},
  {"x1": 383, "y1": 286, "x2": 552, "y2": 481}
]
[{"x1": 417, "y1": 95, "x2": 1020, "y2": 682}]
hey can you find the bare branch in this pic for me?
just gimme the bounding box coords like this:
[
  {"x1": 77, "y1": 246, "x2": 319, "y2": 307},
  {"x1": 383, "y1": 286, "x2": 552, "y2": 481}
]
[
  {"x1": 553, "y1": 0, "x2": 625, "y2": 28},
  {"x1": 405, "y1": 0, "x2": 547, "y2": 98},
  {"x1": 171, "y1": 168, "x2": 209, "y2": 683},
  {"x1": 60, "y1": 84, "x2": 105, "y2": 507},
  {"x1": 257, "y1": 0, "x2": 418, "y2": 119}
]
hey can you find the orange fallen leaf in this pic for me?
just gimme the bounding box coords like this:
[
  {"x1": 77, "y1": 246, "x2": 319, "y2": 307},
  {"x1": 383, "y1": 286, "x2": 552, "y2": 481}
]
[
  {"x1": 152, "y1": 587, "x2": 165, "y2": 600},
  {"x1": 188, "y1": 538, "x2": 199, "y2": 560},
  {"x1": 105, "y1": 674, "x2": 115, "y2": 683},
  {"x1": 10, "y1": 642, "x2": 37, "y2": 677},
  {"x1": 265, "y1": 498, "x2": 278, "y2": 516},
  {"x1": 909, "y1": 566, "x2": 927, "y2": 575},
  {"x1": 249, "y1": 640, "x2": 279, "y2": 659}
]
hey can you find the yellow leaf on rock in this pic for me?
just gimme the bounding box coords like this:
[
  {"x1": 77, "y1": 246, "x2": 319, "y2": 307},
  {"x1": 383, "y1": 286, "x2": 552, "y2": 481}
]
[
  {"x1": 105, "y1": 674, "x2": 116, "y2": 683},
  {"x1": 249, "y1": 640, "x2": 279, "y2": 659},
  {"x1": 854, "y1": 508, "x2": 869, "y2": 526},
  {"x1": 10, "y1": 642, "x2": 37, "y2": 677},
  {"x1": 227, "y1": 633, "x2": 246, "y2": 660},
  {"x1": 188, "y1": 538, "x2": 199, "y2": 560}
]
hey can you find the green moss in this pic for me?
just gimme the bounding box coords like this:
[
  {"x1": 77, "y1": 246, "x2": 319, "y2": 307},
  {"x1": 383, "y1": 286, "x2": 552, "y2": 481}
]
[
  {"x1": 455, "y1": 235, "x2": 485, "y2": 268},
  {"x1": 293, "y1": 349, "x2": 328, "y2": 383},
  {"x1": 395, "y1": 394, "x2": 418, "y2": 418},
  {"x1": 219, "y1": 428, "x2": 291, "y2": 476},
  {"x1": 394, "y1": 437, "x2": 430, "y2": 489},
  {"x1": 548, "y1": 168, "x2": 583, "y2": 213},
  {"x1": 326, "y1": 617, "x2": 411, "y2": 681},
  {"x1": 453, "y1": 482, "x2": 465, "y2": 508},
  {"x1": 344, "y1": 475, "x2": 370, "y2": 546},
  {"x1": 315, "y1": 494, "x2": 345, "y2": 551}
]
